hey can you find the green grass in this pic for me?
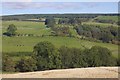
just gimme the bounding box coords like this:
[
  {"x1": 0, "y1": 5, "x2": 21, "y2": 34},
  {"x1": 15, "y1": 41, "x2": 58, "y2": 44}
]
[
  {"x1": 69, "y1": 28, "x2": 79, "y2": 37},
  {"x1": 83, "y1": 16, "x2": 119, "y2": 27},
  {"x1": 95, "y1": 16, "x2": 118, "y2": 22},
  {"x1": 82, "y1": 22, "x2": 118, "y2": 27},
  {"x1": 2, "y1": 21, "x2": 52, "y2": 36},
  {"x1": 17, "y1": 28, "x2": 51, "y2": 35},
  {"x1": 2, "y1": 20, "x2": 119, "y2": 60},
  {"x1": 2, "y1": 21, "x2": 45, "y2": 29},
  {"x1": 3, "y1": 28, "x2": 51, "y2": 36},
  {"x1": 3, "y1": 36, "x2": 119, "y2": 58}
]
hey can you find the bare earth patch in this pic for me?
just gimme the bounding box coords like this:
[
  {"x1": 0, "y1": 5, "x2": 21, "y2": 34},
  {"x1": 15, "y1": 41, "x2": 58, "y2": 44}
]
[{"x1": 2, "y1": 67, "x2": 119, "y2": 78}]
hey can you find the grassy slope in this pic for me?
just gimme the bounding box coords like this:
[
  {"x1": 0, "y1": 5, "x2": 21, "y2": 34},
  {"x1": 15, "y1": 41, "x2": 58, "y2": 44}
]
[
  {"x1": 2, "y1": 21, "x2": 119, "y2": 59},
  {"x1": 82, "y1": 22, "x2": 118, "y2": 27},
  {"x1": 95, "y1": 16, "x2": 118, "y2": 22},
  {"x1": 2, "y1": 21, "x2": 45, "y2": 29},
  {"x1": 2, "y1": 21, "x2": 51, "y2": 36},
  {"x1": 83, "y1": 16, "x2": 118, "y2": 27},
  {"x1": 3, "y1": 36, "x2": 118, "y2": 58}
]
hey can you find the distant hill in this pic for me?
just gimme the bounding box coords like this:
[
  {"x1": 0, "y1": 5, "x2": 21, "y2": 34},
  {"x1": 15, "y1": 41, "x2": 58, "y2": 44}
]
[{"x1": 1, "y1": 14, "x2": 119, "y2": 21}]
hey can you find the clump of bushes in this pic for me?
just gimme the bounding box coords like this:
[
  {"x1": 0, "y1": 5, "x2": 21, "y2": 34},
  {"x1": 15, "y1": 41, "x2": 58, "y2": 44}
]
[
  {"x1": 75, "y1": 25, "x2": 119, "y2": 44},
  {"x1": 16, "y1": 57, "x2": 37, "y2": 72},
  {"x1": 2, "y1": 54, "x2": 16, "y2": 72},
  {"x1": 3, "y1": 24, "x2": 17, "y2": 37}
]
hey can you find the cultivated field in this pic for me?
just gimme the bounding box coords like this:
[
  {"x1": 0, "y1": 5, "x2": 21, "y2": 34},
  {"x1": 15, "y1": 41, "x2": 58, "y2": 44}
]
[{"x1": 2, "y1": 67, "x2": 119, "y2": 78}]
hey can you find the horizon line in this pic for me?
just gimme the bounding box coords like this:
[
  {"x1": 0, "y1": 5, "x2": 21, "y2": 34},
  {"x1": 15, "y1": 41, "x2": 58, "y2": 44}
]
[{"x1": 1, "y1": 12, "x2": 119, "y2": 16}]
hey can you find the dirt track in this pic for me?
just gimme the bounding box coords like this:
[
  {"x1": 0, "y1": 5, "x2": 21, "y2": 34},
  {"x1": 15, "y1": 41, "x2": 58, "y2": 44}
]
[{"x1": 2, "y1": 67, "x2": 119, "y2": 78}]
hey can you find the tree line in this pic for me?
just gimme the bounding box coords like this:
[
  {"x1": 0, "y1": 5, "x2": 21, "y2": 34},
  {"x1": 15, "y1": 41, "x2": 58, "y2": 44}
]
[
  {"x1": 2, "y1": 14, "x2": 118, "y2": 21},
  {"x1": 3, "y1": 41, "x2": 119, "y2": 72},
  {"x1": 75, "y1": 24, "x2": 119, "y2": 44}
]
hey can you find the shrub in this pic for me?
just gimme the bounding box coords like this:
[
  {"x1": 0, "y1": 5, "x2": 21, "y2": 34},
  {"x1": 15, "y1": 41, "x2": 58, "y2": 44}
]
[
  {"x1": 84, "y1": 46, "x2": 117, "y2": 67},
  {"x1": 6, "y1": 24, "x2": 17, "y2": 36},
  {"x1": 59, "y1": 46, "x2": 87, "y2": 68},
  {"x1": 2, "y1": 54, "x2": 16, "y2": 72},
  {"x1": 16, "y1": 57, "x2": 37, "y2": 72},
  {"x1": 32, "y1": 41, "x2": 62, "y2": 70}
]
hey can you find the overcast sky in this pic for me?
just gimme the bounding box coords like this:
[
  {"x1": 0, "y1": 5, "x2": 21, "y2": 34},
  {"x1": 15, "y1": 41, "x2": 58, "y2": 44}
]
[{"x1": 0, "y1": 0, "x2": 119, "y2": 15}]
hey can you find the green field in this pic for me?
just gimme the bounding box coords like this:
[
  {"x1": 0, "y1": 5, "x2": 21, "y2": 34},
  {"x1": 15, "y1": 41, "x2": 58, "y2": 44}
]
[
  {"x1": 2, "y1": 21, "x2": 52, "y2": 36},
  {"x1": 2, "y1": 21, "x2": 45, "y2": 29},
  {"x1": 2, "y1": 20, "x2": 119, "y2": 60},
  {"x1": 95, "y1": 16, "x2": 118, "y2": 22},
  {"x1": 82, "y1": 22, "x2": 118, "y2": 27}
]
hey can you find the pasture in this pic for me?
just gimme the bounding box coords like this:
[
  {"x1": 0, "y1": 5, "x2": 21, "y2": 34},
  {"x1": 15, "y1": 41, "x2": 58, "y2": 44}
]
[
  {"x1": 2, "y1": 20, "x2": 119, "y2": 61},
  {"x1": 95, "y1": 16, "x2": 118, "y2": 23},
  {"x1": 2, "y1": 21, "x2": 51, "y2": 36},
  {"x1": 3, "y1": 36, "x2": 118, "y2": 58},
  {"x1": 2, "y1": 21, "x2": 45, "y2": 29},
  {"x1": 82, "y1": 22, "x2": 118, "y2": 27}
]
